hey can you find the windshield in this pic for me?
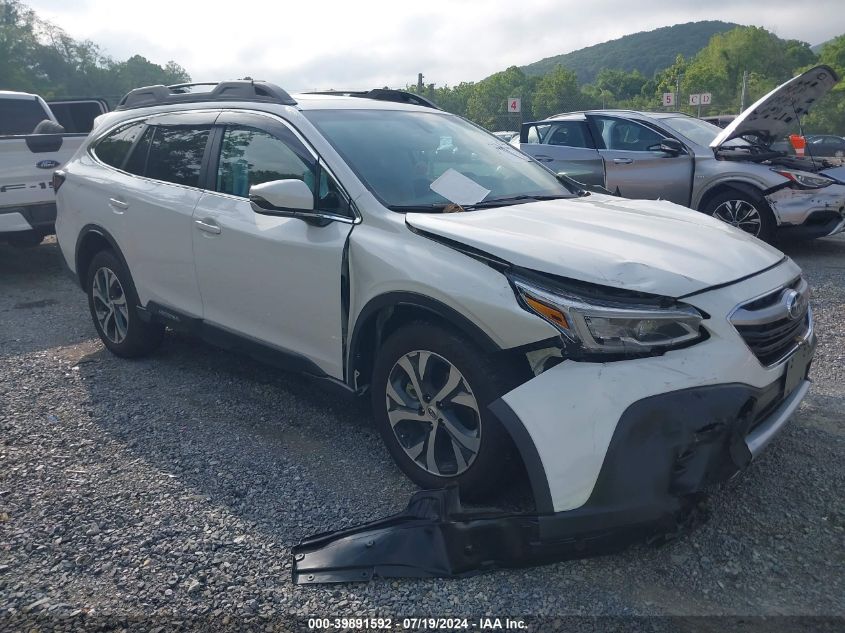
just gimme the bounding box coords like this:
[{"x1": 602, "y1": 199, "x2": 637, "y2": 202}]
[
  {"x1": 304, "y1": 109, "x2": 575, "y2": 210},
  {"x1": 660, "y1": 116, "x2": 723, "y2": 146}
]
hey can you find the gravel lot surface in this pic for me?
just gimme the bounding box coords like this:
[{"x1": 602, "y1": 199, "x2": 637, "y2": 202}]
[{"x1": 1, "y1": 235, "x2": 843, "y2": 630}]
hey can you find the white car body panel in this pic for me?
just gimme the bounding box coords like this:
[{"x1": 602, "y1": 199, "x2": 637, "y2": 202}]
[
  {"x1": 192, "y1": 190, "x2": 353, "y2": 378},
  {"x1": 406, "y1": 194, "x2": 784, "y2": 297}
]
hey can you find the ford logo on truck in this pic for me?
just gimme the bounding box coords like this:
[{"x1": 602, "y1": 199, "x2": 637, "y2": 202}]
[{"x1": 36, "y1": 159, "x2": 60, "y2": 169}]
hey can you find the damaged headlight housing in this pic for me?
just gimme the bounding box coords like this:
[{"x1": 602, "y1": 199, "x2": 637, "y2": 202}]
[
  {"x1": 772, "y1": 168, "x2": 835, "y2": 190},
  {"x1": 512, "y1": 276, "x2": 705, "y2": 355}
]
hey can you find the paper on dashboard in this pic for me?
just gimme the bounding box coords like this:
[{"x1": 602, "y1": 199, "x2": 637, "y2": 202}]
[{"x1": 429, "y1": 168, "x2": 490, "y2": 206}]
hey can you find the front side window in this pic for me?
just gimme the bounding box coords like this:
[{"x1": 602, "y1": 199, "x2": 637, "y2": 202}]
[
  {"x1": 216, "y1": 126, "x2": 315, "y2": 197},
  {"x1": 146, "y1": 126, "x2": 210, "y2": 187},
  {"x1": 92, "y1": 121, "x2": 146, "y2": 169},
  {"x1": 593, "y1": 117, "x2": 665, "y2": 152},
  {"x1": 304, "y1": 109, "x2": 574, "y2": 210}
]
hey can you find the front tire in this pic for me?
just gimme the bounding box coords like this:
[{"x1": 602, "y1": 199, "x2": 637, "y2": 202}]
[
  {"x1": 371, "y1": 321, "x2": 515, "y2": 499},
  {"x1": 703, "y1": 188, "x2": 776, "y2": 241},
  {"x1": 85, "y1": 250, "x2": 164, "y2": 358}
]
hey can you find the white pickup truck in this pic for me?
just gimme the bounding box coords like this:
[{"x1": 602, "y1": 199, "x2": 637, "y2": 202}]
[{"x1": 1, "y1": 91, "x2": 106, "y2": 246}]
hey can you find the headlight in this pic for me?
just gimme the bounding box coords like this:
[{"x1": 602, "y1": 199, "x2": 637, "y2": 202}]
[
  {"x1": 772, "y1": 169, "x2": 835, "y2": 189},
  {"x1": 512, "y1": 277, "x2": 704, "y2": 354}
]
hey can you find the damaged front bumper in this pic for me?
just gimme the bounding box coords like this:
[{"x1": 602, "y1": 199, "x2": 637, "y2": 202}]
[
  {"x1": 293, "y1": 374, "x2": 812, "y2": 584},
  {"x1": 766, "y1": 184, "x2": 845, "y2": 239}
]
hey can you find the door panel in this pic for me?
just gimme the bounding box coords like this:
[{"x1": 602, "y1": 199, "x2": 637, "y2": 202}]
[
  {"x1": 589, "y1": 115, "x2": 693, "y2": 206},
  {"x1": 191, "y1": 114, "x2": 353, "y2": 378},
  {"x1": 520, "y1": 121, "x2": 604, "y2": 186},
  {"x1": 192, "y1": 191, "x2": 351, "y2": 378},
  {"x1": 121, "y1": 117, "x2": 214, "y2": 316}
]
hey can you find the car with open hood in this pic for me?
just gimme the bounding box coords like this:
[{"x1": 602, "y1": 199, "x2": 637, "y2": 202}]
[
  {"x1": 55, "y1": 80, "x2": 816, "y2": 578},
  {"x1": 516, "y1": 65, "x2": 845, "y2": 242}
]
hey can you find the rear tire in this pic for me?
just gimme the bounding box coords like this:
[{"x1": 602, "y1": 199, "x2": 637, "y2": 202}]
[
  {"x1": 371, "y1": 321, "x2": 515, "y2": 500},
  {"x1": 85, "y1": 250, "x2": 164, "y2": 358},
  {"x1": 702, "y1": 188, "x2": 775, "y2": 242}
]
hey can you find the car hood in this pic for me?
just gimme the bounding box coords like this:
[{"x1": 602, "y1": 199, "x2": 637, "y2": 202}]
[
  {"x1": 711, "y1": 65, "x2": 839, "y2": 149},
  {"x1": 405, "y1": 195, "x2": 784, "y2": 297}
]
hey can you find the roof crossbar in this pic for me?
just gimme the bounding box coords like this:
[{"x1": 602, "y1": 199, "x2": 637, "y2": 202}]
[{"x1": 115, "y1": 80, "x2": 297, "y2": 111}]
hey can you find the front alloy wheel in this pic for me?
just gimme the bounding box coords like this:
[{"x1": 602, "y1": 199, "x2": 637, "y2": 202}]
[
  {"x1": 711, "y1": 199, "x2": 763, "y2": 236},
  {"x1": 91, "y1": 267, "x2": 129, "y2": 344},
  {"x1": 385, "y1": 350, "x2": 481, "y2": 477}
]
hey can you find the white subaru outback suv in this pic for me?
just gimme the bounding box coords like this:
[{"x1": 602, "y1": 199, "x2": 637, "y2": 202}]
[{"x1": 55, "y1": 81, "x2": 815, "y2": 535}]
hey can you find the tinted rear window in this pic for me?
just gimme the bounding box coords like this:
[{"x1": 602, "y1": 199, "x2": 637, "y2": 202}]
[
  {"x1": 93, "y1": 122, "x2": 146, "y2": 169},
  {"x1": 48, "y1": 101, "x2": 104, "y2": 133},
  {"x1": 124, "y1": 126, "x2": 154, "y2": 176},
  {"x1": 0, "y1": 98, "x2": 49, "y2": 135},
  {"x1": 145, "y1": 126, "x2": 210, "y2": 187}
]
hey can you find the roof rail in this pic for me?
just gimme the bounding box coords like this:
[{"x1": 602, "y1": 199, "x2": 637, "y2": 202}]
[
  {"x1": 305, "y1": 89, "x2": 441, "y2": 110},
  {"x1": 115, "y1": 80, "x2": 297, "y2": 111}
]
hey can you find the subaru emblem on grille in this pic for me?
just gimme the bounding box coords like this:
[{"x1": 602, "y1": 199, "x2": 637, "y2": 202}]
[{"x1": 783, "y1": 290, "x2": 805, "y2": 321}]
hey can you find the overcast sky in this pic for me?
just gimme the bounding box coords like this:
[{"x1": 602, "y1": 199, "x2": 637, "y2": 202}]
[{"x1": 26, "y1": 0, "x2": 845, "y2": 91}]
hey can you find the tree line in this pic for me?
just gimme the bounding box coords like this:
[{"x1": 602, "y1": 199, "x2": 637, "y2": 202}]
[
  {"x1": 411, "y1": 26, "x2": 845, "y2": 135},
  {"x1": 0, "y1": 0, "x2": 189, "y2": 103}
]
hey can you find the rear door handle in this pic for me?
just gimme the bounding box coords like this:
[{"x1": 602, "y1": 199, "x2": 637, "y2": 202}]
[
  {"x1": 612, "y1": 158, "x2": 634, "y2": 165},
  {"x1": 108, "y1": 197, "x2": 128, "y2": 212},
  {"x1": 194, "y1": 219, "x2": 221, "y2": 235},
  {"x1": 534, "y1": 155, "x2": 555, "y2": 163}
]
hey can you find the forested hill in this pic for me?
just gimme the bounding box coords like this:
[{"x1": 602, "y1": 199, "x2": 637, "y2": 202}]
[{"x1": 521, "y1": 21, "x2": 739, "y2": 82}]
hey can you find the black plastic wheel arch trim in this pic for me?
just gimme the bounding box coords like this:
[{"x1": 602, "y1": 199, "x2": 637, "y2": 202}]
[
  {"x1": 74, "y1": 224, "x2": 134, "y2": 290},
  {"x1": 488, "y1": 398, "x2": 554, "y2": 514},
  {"x1": 346, "y1": 291, "x2": 503, "y2": 389}
]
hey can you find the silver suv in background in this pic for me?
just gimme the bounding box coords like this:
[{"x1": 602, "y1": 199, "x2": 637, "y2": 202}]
[{"x1": 516, "y1": 65, "x2": 845, "y2": 242}]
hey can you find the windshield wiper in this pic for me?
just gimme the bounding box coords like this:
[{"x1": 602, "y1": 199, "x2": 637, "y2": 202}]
[
  {"x1": 387, "y1": 203, "x2": 450, "y2": 212},
  {"x1": 468, "y1": 194, "x2": 573, "y2": 208}
]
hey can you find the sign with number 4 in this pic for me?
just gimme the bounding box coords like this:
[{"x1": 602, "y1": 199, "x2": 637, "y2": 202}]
[{"x1": 507, "y1": 98, "x2": 521, "y2": 113}]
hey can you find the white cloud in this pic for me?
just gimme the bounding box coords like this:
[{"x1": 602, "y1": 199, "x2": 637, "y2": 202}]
[{"x1": 24, "y1": 0, "x2": 845, "y2": 91}]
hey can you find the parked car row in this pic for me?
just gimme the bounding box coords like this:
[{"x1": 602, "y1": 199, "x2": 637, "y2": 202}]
[
  {"x1": 514, "y1": 65, "x2": 845, "y2": 241},
  {"x1": 46, "y1": 76, "x2": 820, "y2": 576}
]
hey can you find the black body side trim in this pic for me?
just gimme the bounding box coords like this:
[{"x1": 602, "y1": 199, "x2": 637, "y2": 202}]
[
  {"x1": 347, "y1": 291, "x2": 502, "y2": 389},
  {"x1": 144, "y1": 301, "x2": 330, "y2": 379},
  {"x1": 74, "y1": 224, "x2": 133, "y2": 289},
  {"x1": 488, "y1": 399, "x2": 554, "y2": 515}
]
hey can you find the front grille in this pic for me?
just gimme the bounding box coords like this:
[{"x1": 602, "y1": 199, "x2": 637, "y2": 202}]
[{"x1": 731, "y1": 277, "x2": 811, "y2": 367}]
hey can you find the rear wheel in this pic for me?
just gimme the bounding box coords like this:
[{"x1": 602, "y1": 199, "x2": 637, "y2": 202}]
[
  {"x1": 371, "y1": 322, "x2": 515, "y2": 499},
  {"x1": 703, "y1": 188, "x2": 776, "y2": 242},
  {"x1": 85, "y1": 250, "x2": 164, "y2": 357}
]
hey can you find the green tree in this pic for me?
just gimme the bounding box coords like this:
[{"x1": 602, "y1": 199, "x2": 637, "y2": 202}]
[
  {"x1": 804, "y1": 35, "x2": 845, "y2": 133},
  {"x1": 532, "y1": 65, "x2": 584, "y2": 118}
]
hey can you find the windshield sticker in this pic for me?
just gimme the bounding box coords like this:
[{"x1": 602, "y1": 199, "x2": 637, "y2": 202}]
[{"x1": 429, "y1": 168, "x2": 490, "y2": 205}]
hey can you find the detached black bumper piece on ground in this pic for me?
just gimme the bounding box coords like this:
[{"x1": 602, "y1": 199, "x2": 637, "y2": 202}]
[
  {"x1": 292, "y1": 485, "x2": 681, "y2": 584},
  {"x1": 292, "y1": 376, "x2": 812, "y2": 584}
]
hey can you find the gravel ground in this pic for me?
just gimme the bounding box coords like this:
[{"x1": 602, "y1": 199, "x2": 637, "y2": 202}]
[{"x1": 1, "y1": 235, "x2": 843, "y2": 630}]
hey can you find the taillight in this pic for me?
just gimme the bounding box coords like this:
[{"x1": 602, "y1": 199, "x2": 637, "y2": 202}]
[{"x1": 52, "y1": 170, "x2": 66, "y2": 192}]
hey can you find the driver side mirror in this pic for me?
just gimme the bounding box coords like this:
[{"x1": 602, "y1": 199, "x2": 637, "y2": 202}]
[
  {"x1": 648, "y1": 138, "x2": 685, "y2": 155},
  {"x1": 249, "y1": 179, "x2": 330, "y2": 227}
]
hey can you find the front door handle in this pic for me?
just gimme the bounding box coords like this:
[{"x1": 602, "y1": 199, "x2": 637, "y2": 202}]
[
  {"x1": 612, "y1": 158, "x2": 634, "y2": 165},
  {"x1": 194, "y1": 219, "x2": 221, "y2": 235},
  {"x1": 108, "y1": 197, "x2": 128, "y2": 212},
  {"x1": 534, "y1": 155, "x2": 555, "y2": 163}
]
